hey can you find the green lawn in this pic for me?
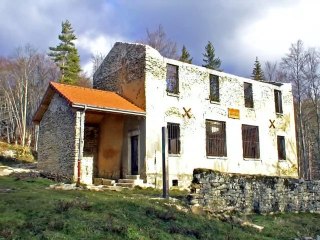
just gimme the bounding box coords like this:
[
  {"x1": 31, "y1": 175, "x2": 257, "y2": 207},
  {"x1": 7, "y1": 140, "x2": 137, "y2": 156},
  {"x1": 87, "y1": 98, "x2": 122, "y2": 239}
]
[{"x1": 0, "y1": 175, "x2": 319, "y2": 240}]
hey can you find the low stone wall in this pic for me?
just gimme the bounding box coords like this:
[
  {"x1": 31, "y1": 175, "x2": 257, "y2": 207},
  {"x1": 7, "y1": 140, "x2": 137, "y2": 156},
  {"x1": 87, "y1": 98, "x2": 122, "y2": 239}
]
[{"x1": 188, "y1": 169, "x2": 320, "y2": 214}]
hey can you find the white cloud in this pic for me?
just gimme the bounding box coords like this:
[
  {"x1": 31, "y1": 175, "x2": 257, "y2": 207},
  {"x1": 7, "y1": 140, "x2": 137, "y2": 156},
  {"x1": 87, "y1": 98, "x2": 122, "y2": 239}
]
[
  {"x1": 239, "y1": 0, "x2": 320, "y2": 61},
  {"x1": 76, "y1": 33, "x2": 127, "y2": 76},
  {"x1": 1, "y1": 0, "x2": 320, "y2": 78}
]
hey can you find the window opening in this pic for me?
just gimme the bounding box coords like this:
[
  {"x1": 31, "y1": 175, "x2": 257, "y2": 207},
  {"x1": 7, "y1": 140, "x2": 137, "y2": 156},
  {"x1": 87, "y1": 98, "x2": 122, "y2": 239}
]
[
  {"x1": 244, "y1": 82, "x2": 254, "y2": 108},
  {"x1": 277, "y1": 136, "x2": 286, "y2": 160},
  {"x1": 274, "y1": 90, "x2": 283, "y2": 114},
  {"x1": 167, "y1": 122, "x2": 180, "y2": 154},
  {"x1": 209, "y1": 74, "x2": 220, "y2": 102},
  {"x1": 166, "y1": 64, "x2": 179, "y2": 94},
  {"x1": 206, "y1": 120, "x2": 227, "y2": 157},
  {"x1": 242, "y1": 124, "x2": 260, "y2": 158}
]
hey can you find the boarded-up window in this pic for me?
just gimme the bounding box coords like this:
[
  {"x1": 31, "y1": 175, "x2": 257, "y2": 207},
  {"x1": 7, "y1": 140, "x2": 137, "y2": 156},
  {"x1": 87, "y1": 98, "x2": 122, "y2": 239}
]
[
  {"x1": 167, "y1": 122, "x2": 180, "y2": 154},
  {"x1": 206, "y1": 120, "x2": 227, "y2": 157},
  {"x1": 209, "y1": 74, "x2": 220, "y2": 102},
  {"x1": 166, "y1": 64, "x2": 179, "y2": 94},
  {"x1": 244, "y1": 82, "x2": 254, "y2": 108},
  {"x1": 277, "y1": 136, "x2": 286, "y2": 160},
  {"x1": 274, "y1": 90, "x2": 283, "y2": 114},
  {"x1": 242, "y1": 125, "x2": 260, "y2": 158}
]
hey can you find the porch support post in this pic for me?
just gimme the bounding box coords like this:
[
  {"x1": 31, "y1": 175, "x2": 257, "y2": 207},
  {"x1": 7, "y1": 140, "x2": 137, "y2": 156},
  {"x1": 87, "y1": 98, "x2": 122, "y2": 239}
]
[
  {"x1": 77, "y1": 109, "x2": 86, "y2": 186},
  {"x1": 162, "y1": 126, "x2": 169, "y2": 199}
]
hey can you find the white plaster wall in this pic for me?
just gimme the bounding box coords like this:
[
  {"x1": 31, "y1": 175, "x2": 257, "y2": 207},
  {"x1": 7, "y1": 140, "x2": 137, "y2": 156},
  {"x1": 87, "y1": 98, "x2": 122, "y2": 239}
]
[{"x1": 144, "y1": 46, "x2": 298, "y2": 187}]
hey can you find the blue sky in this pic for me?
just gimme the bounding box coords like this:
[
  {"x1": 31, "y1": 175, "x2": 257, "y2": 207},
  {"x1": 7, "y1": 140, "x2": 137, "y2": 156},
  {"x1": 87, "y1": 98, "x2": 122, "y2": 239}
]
[{"x1": 1, "y1": 0, "x2": 319, "y2": 78}]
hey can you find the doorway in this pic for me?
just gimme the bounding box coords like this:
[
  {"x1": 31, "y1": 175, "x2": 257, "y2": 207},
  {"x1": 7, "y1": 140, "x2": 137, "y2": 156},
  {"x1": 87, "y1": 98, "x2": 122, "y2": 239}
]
[{"x1": 130, "y1": 135, "x2": 139, "y2": 175}]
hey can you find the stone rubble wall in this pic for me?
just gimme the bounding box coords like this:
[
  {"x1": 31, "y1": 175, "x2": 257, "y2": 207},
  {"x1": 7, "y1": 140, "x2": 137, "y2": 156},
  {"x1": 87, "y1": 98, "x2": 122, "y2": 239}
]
[
  {"x1": 37, "y1": 94, "x2": 79, "y2": 180},
  {"x1": 93, "y1": 42, "x2": 146, "y2": 110},
  {"x1": 189, "y1": 169, "x2": 320, "y2": 214}
]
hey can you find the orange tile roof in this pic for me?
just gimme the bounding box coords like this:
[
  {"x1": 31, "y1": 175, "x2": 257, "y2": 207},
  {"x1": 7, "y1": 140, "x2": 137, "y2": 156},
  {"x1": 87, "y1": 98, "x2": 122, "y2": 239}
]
[{"x1": 33, "y1": 82, "x2": 145, "y2": 123}]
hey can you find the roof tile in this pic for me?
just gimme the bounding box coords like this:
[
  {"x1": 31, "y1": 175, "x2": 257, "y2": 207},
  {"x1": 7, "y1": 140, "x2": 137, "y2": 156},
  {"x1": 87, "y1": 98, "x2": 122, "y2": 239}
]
[{"x1": 50, "y1": 82, "x2": 144, "y2": 114}]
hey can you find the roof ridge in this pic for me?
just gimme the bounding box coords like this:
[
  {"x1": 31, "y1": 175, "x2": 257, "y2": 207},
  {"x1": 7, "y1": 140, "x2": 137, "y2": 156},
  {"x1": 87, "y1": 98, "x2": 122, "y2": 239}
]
[
  {"x1": 50, "y1": 82, "x2": 118, "y2": 95},
  {"x1": 50, "y1": 82, "x2": 74, "y2": 105}
]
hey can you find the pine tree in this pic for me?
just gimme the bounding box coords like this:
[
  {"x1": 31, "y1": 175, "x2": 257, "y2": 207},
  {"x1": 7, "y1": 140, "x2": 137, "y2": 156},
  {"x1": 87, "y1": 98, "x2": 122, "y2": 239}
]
[
  {"x1": 202, "y1": 41, "x2": 221, "y2": 70},
  {"x1": 251, "y1": 57, "x2": 265, "y2": 81},
  {"x1": 179, "y1": 45, "x2": 192, "y2": 63},
  {"x1": 49, "y1": 20, "x2": 81, "y2": 85}
]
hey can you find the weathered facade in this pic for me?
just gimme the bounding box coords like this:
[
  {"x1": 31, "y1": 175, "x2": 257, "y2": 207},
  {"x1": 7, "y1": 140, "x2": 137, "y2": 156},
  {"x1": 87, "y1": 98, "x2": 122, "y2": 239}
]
[
  {"x1": 93, "y1": 42, "x2": 298, "y2": 188},
  {"x1": 35, "y1": 42, "x2": 298, "y2": 187}
]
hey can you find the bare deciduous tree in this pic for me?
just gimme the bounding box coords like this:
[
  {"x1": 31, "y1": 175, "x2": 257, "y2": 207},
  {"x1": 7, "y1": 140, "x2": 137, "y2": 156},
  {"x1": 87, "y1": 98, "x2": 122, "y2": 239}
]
[
  {"x1": 140, "y1": 24, "x2": 178, "y2": 59},
  {"x1": 91, "y1": 52, "x2": 105, "y2": 75},
  {"x1": 0, "y1": 45, "x2": 59, "y2": 146},
  {"x1": 264, "y1": 61, "x2": 278, "y2": 81},
  {"x1": 281, "y1": 40, "x2": 308, "y2": 178},
  {"x1": 302, "y1": 48, "x2": 320, "y2": 179}
]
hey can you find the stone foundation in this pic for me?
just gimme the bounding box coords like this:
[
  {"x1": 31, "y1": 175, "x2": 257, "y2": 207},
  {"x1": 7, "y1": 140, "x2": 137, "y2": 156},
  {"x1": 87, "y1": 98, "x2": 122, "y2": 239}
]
[{"x1": 189, "y1": 169, "x2": 320, "y2": 214}]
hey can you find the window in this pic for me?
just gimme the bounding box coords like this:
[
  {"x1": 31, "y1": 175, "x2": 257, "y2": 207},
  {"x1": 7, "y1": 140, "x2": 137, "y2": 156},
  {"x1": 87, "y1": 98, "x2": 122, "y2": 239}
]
[
  {"x1": 166, "y1": 64, "x2": 179, "y2": 94},
  {"x1": 242, "y1": 125, "x2": 260, "y2": 158},
  {"x1": 244, "y1": 82, "x2": 254, "y2": 108},
  {"x1": 209, "y1": 74, "x2": 220, "y2": 102},
  {"x1": 274, "y1": 90, "x2": 283, "y2": 114},
  {"x1": 277, "y1": 136, "x2": 286, "y2": 160},
  {"x1": 167, "y1": 123, "x2": 180, "y2": 154},
  {"x1": 172, "y1": 179, "x2": 178, "y2": 186},
  {"x1": 206, "y1": 120, "x2": 227, "y2": 157}
]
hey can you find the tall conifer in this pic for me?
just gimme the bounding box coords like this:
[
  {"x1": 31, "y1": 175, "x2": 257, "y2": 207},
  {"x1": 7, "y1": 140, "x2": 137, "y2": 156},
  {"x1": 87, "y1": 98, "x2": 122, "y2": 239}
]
[
  {"x1": 202, "y1": 41, "x2": 221, "y2": 71},
  {"x1": 49, "y1": 20, "x2": 81, "y2": 85},
  {"x1": 251, "y1": 57, "x2": 265, "y2": 81},
  {"x1": 179, "y1": 45, "x2": 192, "y2": 63}
]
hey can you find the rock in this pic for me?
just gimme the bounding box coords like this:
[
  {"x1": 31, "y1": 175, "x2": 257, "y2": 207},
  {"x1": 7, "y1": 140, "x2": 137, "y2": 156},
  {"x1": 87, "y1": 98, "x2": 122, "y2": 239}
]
[
  {"x1": 3, "y1": 150, "x2": 15, "y2": 158},
  {"x1": 190, "y1": 204, "x2": 205, "y2": 215},
  {"x1": 0, "y1": 188, "x2": 13, "y2": 193}
]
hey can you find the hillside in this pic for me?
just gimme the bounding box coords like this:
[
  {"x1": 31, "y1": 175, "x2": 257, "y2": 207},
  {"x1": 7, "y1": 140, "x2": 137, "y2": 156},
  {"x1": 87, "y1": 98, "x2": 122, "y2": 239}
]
[{"x1": 0, "y1": 142, "x2": 319, "y2": 239}]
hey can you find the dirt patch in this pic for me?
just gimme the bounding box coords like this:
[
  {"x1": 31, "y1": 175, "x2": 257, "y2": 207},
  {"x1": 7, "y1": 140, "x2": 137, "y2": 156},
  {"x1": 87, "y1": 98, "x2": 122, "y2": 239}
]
[{"x1": 0, "y1": 163, "x2": 37, "y2": 176}]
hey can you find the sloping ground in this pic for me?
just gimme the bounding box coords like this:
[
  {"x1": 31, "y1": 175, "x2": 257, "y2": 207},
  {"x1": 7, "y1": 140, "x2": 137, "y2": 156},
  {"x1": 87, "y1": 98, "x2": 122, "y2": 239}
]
[
  {"x1": 0, "y1": 142, "x2": 319, "y2": 239},
  {"x1": 0, "y1": 141, "x2": 35, "y2": 164},
  {"x1": 0, "y1": 141, "x2": 36, "y2": 176},
  {"x1": 0, "y1": 175, "x2": 320, "y2": 240}
]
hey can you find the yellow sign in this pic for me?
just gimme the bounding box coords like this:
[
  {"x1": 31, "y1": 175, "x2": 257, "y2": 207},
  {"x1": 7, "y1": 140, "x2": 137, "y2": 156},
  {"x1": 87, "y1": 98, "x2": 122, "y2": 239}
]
[{"x1": 228, "y1": 108, "x2": 240, "y2": 119}]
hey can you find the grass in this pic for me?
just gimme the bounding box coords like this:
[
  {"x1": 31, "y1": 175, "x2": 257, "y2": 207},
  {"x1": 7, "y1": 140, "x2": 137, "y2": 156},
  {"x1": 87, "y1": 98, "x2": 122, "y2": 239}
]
[
  {"x1": 0, "y1": 141, "x2": 319, "y2": 239},
  {"x1": 0, "y1": 176, "x2": 320, "y2": 240}
]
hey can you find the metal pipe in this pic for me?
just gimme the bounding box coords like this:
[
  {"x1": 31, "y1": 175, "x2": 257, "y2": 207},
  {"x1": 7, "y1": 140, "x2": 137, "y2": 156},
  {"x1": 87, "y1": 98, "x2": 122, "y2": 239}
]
[{"x1": 162, "y1": 126, "x2": 169, "y2": 199}]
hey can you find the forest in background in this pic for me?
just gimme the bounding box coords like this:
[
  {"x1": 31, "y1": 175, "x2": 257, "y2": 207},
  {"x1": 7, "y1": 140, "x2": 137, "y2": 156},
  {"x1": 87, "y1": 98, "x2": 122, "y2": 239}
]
[{"x1": 0, "y1": 22, "x2": 319, "y2": 179}]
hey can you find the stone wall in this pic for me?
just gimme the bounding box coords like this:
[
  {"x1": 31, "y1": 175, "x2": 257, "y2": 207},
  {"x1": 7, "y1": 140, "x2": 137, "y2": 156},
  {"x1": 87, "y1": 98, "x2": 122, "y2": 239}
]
[
  {"x1": 38, "y1": 94, "x2": 79, "y2": 180},
  {"x1": 189, "y1": 169, "x2": 320, "y2": 214},
  {"x1": 93, "y1": 42, "x2": 146, "y2": 110},
  {"x1": 311, "y1": 158, "x2": 320, "y2": 180}
]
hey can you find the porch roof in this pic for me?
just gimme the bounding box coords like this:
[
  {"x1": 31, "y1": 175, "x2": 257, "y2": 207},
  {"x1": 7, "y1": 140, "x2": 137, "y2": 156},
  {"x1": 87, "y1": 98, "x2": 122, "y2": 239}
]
[{"x1": 33, "y1": 82, "x2": 145, "y2": 123}]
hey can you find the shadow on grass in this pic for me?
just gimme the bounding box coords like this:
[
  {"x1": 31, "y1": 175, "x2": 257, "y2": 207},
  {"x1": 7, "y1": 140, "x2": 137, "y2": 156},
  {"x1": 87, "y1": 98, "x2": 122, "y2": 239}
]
[{"x1": 0, "y1": 155, "x2": 36, "y2": 167}]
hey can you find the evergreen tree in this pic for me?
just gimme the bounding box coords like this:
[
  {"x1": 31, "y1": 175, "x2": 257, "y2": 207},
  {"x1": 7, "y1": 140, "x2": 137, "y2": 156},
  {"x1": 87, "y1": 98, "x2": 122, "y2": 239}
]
[
  {"x1": 49, "y1": 20, "x2": 81, "y2": 85},
  {"x1": 202, "y1": 41, "x2": 221, "y2": 70},
  {"x1": 251, "y1": 57, "x2": 265, "y2": 81},
  {"x1": 179, "y1": 45, "x2": 192, "y2": 63}
]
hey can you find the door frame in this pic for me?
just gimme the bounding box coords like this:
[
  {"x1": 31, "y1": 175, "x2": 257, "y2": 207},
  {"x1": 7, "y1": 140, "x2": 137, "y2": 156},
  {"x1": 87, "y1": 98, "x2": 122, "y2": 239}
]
[{"x1": 127, "y1": 130, "x2": 140, "y2": 175}]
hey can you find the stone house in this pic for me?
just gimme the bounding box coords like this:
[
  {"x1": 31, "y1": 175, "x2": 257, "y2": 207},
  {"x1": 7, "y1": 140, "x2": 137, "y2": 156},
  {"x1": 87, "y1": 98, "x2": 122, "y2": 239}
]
[{"x1": 34, "y1": 42, "x2": 298, "y2": 188}]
